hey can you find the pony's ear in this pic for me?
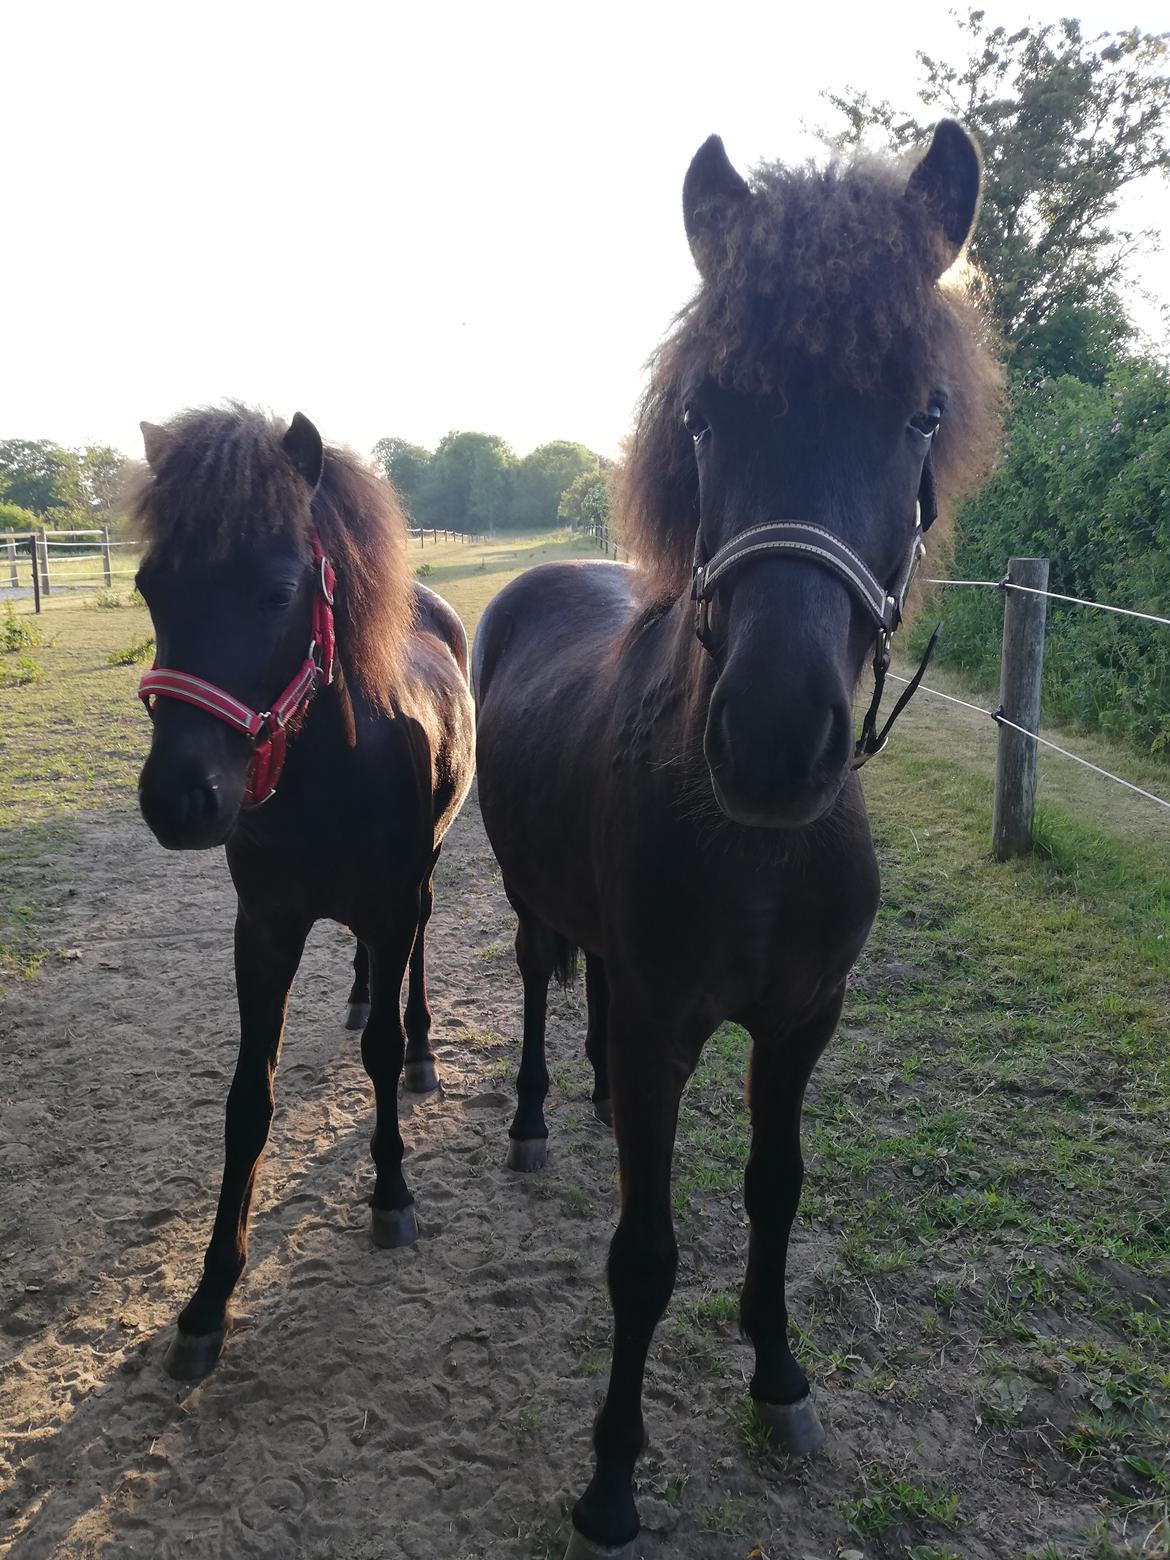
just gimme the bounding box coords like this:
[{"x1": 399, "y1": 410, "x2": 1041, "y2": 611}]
[
  {"x1": 906, "y1": 120, "x2": 982, "y2": 269},
  {"x1": 140, "y1": 421, "x2": 171, "y2": 470},
  {"x1": 283, "y1": 412, "x2": 324, "y2": 492},
  {"x1": 683, "y1": 135, "x2": 751, "y2": 278}
]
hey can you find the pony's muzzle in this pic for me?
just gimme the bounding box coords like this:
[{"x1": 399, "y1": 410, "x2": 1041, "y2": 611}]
[
  {"x1": 704, "y1": 682, "x2": 852, "y2": 829},
  {"x1": 137, "y1": 714, "x2": 247, "y2": 850}
]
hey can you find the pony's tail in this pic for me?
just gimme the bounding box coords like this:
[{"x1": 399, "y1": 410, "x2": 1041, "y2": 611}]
[{"x1": 553, "y1": 936, "x2": 579, "y2": 989}]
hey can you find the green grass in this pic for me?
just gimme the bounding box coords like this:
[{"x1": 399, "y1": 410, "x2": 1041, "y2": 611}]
[
  {"x1": 836, "y1": 1470, "x2": 960, "y2": 1539},
  {"x1": 667, "y1": 642, "x2": 1170, "y2": 1545}
]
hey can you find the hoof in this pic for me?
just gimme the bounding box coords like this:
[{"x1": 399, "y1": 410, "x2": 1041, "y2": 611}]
[
  {"x1": 402, "y1": 1058, "x2": 439, "y2": 1094},
  {"x1": 163, "y1": 1325, "x2": 226, "y2": 1382},
  {"x1": 345, "y1": 1001, "x2": 370, "y2": 1031},
  {"x1": 371, "y1": 1203, "x2": 418, "y2": 1249},
  {"x1": 506, "y1": 1136, "x2": 548, "y2": 1172},
  {"x1": 593, "y1": 1097, "x2": 613, "y2": 1129},
  {"x1": 754, "y1": 1392, "x2": 826, "y2": 1457},
  {"x1": 563, "y1": 1527, "x2": 638, "y2": 1560}
]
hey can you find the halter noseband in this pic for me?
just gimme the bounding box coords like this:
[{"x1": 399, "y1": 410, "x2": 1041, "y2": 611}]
[
  {"x1": 690, "y1": 459, "x2": 940, "y2": 768},
  {"x1": 138, "y1": 530, "x2": 337, "y2": 807}
]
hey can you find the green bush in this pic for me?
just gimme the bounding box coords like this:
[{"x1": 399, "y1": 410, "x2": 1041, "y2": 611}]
[
  {"x1": 107, "y1": 634, "x2": 155, "y2": 667},
  {"x1": 921, "y1": 358, "x2": 1170, "y2": 755},
  {"x1": 0, "y1": 655, "x2": 43, "y2": 687},
  {"x1": 1, "y1": 604, "x2": 43, "y2": 652}
]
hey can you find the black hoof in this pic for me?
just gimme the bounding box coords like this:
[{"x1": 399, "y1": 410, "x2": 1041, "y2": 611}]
[
  {"x1": 163, "y1": 1325, "x2": 226, "y2": 1382},
  {"x1": 345, "y1": 1001, "x2": 370, "y2": 1031},
  {"x1": 506, "y1": 1136, "x2": 548, "y2": 1172},
  {"x1": 371, "y1": 1203, "x2": 418, "y2": 1249},
  {"x1": 593, "y1": 1097, "x2": 613, "y2": 1129},
  {"x1": 754, "y1": 1392, "x2": 827, "y2": 1456},
  {"x1": 402, "y1": 1058, "x2": 439, "y2": 1094},
  {"x1": 563, "y1": 1528, "x2": 637, "y2": 1560}
]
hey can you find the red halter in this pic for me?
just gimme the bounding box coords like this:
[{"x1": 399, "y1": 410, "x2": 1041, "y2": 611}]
[{"x1": 138, "y1": 530, "x2": 337, "y2": 807}]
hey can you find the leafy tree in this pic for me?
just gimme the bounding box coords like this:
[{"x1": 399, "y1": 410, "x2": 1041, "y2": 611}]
[
  {"x1": 79, "y1": 446, "x2": 130, "y2": 518},
  {"x1": 822, "y1": 13, "x2": 1170, "y2": 380},
  {"x1": 0, "y1": 440, "x2": 85, "y2": 519},
  {"x1": 558, "y1": 469, "x2": 611, "y2": 531},
  {"x1": 512, "y1": 441, "x2": 601, "y2": 530},
  {"x1": 420, "y1": 431, "x2": 516, "y2": 533},
  {"x1": 371, "y1": 438, "x2": 432, "y2": 519}
]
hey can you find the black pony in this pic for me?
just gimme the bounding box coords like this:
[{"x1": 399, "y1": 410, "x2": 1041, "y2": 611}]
[
  {"x1": 132, "y1": 406, "x2": 475, "y2": 1380},
  {"x1": 474, "y1": 125, "x2": 1000, "y2": 1557}
]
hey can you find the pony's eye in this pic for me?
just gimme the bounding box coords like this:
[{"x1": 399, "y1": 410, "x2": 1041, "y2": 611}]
[
  {"x1": 910, "y1": 407, "x2": 942, "y2": 438},
  {"x1": 684, "y1": 405, "x2": 709, "y2": 441},
  {"x1": 262, "y1": 587, "x2": 297, "y2": 612}
]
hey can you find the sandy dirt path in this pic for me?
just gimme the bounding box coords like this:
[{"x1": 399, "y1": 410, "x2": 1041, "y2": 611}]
[{"x1": 0, "y1": 786, "x2": 1106, "y2": 1560}]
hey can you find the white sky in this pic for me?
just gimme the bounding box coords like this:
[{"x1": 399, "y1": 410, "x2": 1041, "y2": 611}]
[{"x1": 4, "y1": 0, "x2": 1168, "y2": 463}]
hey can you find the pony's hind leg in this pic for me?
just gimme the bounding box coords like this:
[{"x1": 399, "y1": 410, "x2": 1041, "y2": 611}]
[
  {"x1": 585, "y1": 953, "x2": 612, "y2": 1128},
  {"x1": 402, "y1": 853, "x2": 440, "y2": 1093},
  {"x1": 361, "y1": 905, "x2": 422, "y2": 1248},
  {"x1": 738, "y1": 986, "x2": 844, "y2": 1456},
  {"x1": 345, "y1": 939, "x2": 371, "y2": 1031},
  {"x1": 165, "y1": 906, "x2": 310, "y2": 1382},
  {"x1": 505, "y1": 898, "x2": 561, "y2": 1172}
]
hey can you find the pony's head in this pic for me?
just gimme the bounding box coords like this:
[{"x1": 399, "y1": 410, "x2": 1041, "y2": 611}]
[
  {"x1": 621, "y1": 122, "x2": 1002, "y2": 828},
  {"x1": 130, "y1": 406, "x2": 412, "y2": 848}
]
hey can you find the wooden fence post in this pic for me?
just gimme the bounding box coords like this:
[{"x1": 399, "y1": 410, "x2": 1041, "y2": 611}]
[
  {"x1": 4, "y1": 535, "x2": 16, "y2": 589},
  {"x1": 37, "y1": 528, "x2": 51, "y2": 596},
  {"x1": 30, "y1": 537, "x2": 41, "y2": 613},
  {"x1": 101, "y1": 527, "x2": 113, "y2": 587},
  {"x1": 993, "y1": 557, "x2": 1049, "y2": 860}
]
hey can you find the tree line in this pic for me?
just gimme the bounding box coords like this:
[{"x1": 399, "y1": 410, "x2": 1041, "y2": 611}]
[
  {"x1": 826, "y1": 11, "x2": 1170, "y2": 754},
  {"x1": 0, "y1": 441, "x2": 130, "y2": 534},
  {"x1": 371, "y1": 432, "x2": 611, "y2": 535}
]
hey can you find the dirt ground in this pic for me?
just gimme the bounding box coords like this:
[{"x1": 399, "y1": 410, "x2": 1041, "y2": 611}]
[{"x1": 0, "y1": 784, "x2": 1151, "y2": 1560}]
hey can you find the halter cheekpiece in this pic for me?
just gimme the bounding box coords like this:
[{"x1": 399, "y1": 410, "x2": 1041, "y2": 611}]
[
  {"x1": 138, "y1": 529, "x2": 336, "y2": 806},
  {"x1": 690, "y1": 459, "x2": 941, "y2": 768}
]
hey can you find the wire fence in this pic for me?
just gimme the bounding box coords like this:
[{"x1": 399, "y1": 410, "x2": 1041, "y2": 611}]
[
  {"x1": 586, "y1": 527, "x2": 1170, "y2": 832},
  {"x1": 886, "y1": 672, "x2": 1170, "y2": 813},
  {"x1": 916, "y1": 563, "x2": 1170, "y2": 833},
  {"x1": 924, "y1": 574, "x2": 1170, "y2": 630}
]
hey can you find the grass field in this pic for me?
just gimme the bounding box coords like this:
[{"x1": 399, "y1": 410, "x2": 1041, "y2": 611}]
[{"x1": 2, "y1": 527, "x2": 1168, "y2": 1554}]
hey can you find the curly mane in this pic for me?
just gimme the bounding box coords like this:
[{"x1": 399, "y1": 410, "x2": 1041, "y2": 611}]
[
  {"x1": 618, "y1": 153, "x2": 1004, "y2": 596},
  {"x1": 128, "y1": 405, "x2": 414, "y2": 709}
]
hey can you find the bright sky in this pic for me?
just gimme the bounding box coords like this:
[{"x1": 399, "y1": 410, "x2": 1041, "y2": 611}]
[{"x1": 5, "y1": 0, "x2": 1168, "y2": 463}]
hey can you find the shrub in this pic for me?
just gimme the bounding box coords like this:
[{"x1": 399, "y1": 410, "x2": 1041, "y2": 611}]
[
  {"x1": 1, "y1": 603, "x2": 43, "y2": 652},
  {"x1": 922, "y1": 357, "x2": 1170, "y2": 755},
  {"x1": 107, "y1": 635, "x2": 155, "y2": 667},
  {"x1": 0, "y1": 655, "x2": 43, "y2": 687}
]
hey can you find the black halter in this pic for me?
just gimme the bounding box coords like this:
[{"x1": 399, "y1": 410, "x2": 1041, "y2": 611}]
[{"x1": 690, "y1": 457, "x2": 941, "y2": 768}]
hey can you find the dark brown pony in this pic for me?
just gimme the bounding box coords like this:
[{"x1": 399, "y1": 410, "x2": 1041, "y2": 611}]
[
  {"x1": 474, "y1": 124, "x2": 1000, "y2": 1558},
  {"x1": 131, "y1": 406, "x2": 475, "y2": 1380}
]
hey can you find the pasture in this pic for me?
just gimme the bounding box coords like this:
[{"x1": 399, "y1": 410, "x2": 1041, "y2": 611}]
[{"x1": 1, "y1": 530, "x2": 1168, "y2": 1559}]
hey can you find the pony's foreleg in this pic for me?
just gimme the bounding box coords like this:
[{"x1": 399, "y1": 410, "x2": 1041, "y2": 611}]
[
  {"x1": 739, "y1": 985, "x2": 844, "y2": 1455},
  {"x1": 361, "y1": 905, "x2": 421, "y2": 1249},
  {"x1": 164, "y1": 905, "x2": 310, "y2": 1382},
  {"x1": 402, "y1": 851, "x2": 440, "y2": 1093},
  {"x1": 565, "y1": 998, "x2": 703, "y2": 1560},
  {"x1": 584, "y1": 953, "x2": 612, "y2": 1129},
  {"x1": 345, "y1": 939, "x2": 370, "y2": 1031},
  {"x1": 505, "y1": 902, "x2": 558, "y2": 1172}
]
